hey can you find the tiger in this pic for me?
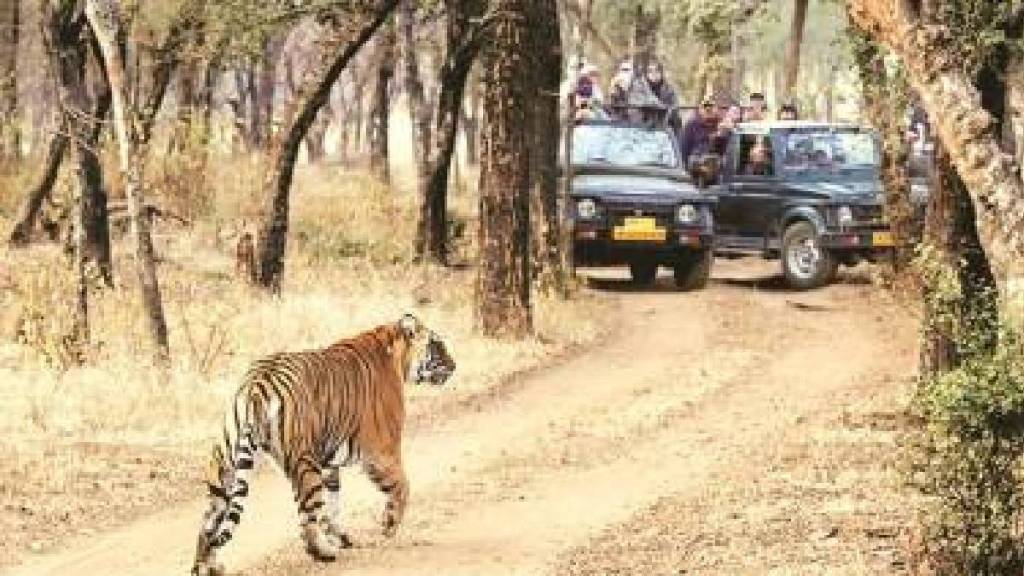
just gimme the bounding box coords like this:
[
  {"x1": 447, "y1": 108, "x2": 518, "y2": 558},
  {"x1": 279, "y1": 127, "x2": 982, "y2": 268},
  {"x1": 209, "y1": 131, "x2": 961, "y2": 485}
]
[{"x1": 191, "y1": 313, "x2": 456, "y2": 576}]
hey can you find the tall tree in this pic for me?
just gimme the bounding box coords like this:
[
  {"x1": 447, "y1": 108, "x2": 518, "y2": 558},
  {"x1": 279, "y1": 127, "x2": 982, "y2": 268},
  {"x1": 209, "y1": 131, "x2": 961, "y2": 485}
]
[
  {"x1": 85, "y1": 0, "x2": 171, "y2": 366},
  {"x1": 368, "y1": 20, "x2": 396, "y2": 183},
  {"x1": 414, "y1": 0, "x2": 488, "y2": 264},
  {"x1": 782, "y1": 0, "x2": 808, "y2": 101},
  {"x1": 399, "y1": 0, "x2": 430, "y2": 194},
  {"x1": 253, "y1": 33, "x2": 286, "y2": 149},
  {"x1": 849, "y1": 29, "x2": 917, "y2": 271},
  {"x1": 848, "y1": 1, "x2": 1024, "y2": 291},
  {"x1": 255, "y1": 1, "x2": 400, "y2": 292},
  {"x1": 476, "y1": 0, "x2": 532, "y2": 337},
  {"x1": 0, "y1": 0, "x2": 18, "y2": 163},
  {"x1": 31, "y1": 3, "x2": 113, "y2": 287},
  {"x1": 529, "y1": 0, "x2": 565, "y2": 294}
]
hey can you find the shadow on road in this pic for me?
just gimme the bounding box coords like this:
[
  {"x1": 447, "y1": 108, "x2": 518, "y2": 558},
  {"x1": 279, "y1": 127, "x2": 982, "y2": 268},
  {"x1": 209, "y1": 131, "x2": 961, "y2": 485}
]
[{"x1": 582, "y1": 276, "x2": 682, "y2": 294}]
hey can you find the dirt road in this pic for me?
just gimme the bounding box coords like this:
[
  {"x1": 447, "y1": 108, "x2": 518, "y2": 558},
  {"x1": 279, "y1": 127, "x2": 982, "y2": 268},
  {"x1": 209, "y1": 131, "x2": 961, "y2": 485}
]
[{"x1": 3, "y1": 258, "x2": 917, "y2": 576}]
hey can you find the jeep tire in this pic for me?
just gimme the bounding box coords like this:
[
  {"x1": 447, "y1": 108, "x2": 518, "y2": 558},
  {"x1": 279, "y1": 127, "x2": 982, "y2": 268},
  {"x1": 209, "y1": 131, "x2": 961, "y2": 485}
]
[
  {"x1": 781, "y1": 221, "x2": 837, "y2": 290},
  {"x1": 628, "y1": 260, "x2": 658, "y2": 287},
  {"x1": 673, "y1": 248, "x2": 712, "y2": 291}
]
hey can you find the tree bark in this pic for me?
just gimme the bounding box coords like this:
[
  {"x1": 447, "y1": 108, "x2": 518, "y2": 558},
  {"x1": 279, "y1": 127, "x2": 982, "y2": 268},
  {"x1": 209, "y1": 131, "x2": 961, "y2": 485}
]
[
  {"x1": 920, "y1": 143, "x2": 997, "y2": 374},
  {"x1": 529, "y1": 0, "x2": 565, "y2": 295},
  {"x1": 462, "y1": 73, "x2": 480, "y2": 166},
  {"x1": 1008, "y1": 53, "x2": 1024, "y2": 167},
  {"x1": 632, "y1": 4, "x2": 659, "y2": 72},
  {"x1": 476, "y1": 0, "x2": 533, "y2": 337},
  {"x1": 30, "y1": 4, "x2": 114, "y2": 286},
  {"x1": 255, "y1": 1, "x2": 400, "y2": 292},
  {"x1": 415, "y1": 0, "x2": 487, "y2": 264},
  {"x1": 85, "y1": 0, "x2": 171, "y2": 366},
  {"x1": 368, "y1": 22, "x2": 396, "y2": 184},
  {"x1": 850, "y1": 29, "x2": 917, "y2": 272},
  {"x1": 783, "y1": 0, "x2": 808, "y2": 102},
  {"x1": 848, "y1": 1, "x2": 1024, "y2": 290},
  {"x1": 0, "y1": 0, "x2": 18, "y2": 163},
  {"x1": 399, "y1": 0, "x2": 430, "y2": 190},
  {"x1": 254, "y1": 34, "x2": 285, "y2": 149},
  {"x1": 8, "y1": 132, "x2": 67, "y2": 246}
]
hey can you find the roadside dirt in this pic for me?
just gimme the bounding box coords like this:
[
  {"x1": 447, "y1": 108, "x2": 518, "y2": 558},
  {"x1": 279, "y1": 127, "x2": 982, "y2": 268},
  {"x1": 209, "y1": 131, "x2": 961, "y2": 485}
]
[{"x1": 2, "y1": 258, "x2": 919, "y2": 576}]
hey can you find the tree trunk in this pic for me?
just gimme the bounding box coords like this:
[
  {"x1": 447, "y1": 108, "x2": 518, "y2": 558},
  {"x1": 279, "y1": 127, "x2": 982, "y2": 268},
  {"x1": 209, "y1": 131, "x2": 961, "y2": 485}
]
[
  {"x1": 415, "y1": 0, "x2": 487, "y2": 264},
  {"x1": 400, "y1": 0, "x2": 431, "y2": 190},
  {"x1": 782, "y1": 0, "x2": 808, "y2": 102},
  {"x1": 476, "y1": 0, "x2": 533, "y2": 337},
  {"x1": 1008, "y1": 53, "x2": 1024, "y2": 167},
  {"x1": 529, "y1": 0, "x2": 565, "y2": 295},
  {"x1": 33, "y1": 4, "x2": 114, "y2": 285},
  {"x1": 85, "y1": 0, "x2": 171, "y2": 366},
  {"x1": 632, "y1": 4, "x2": 659, "y2": 72},
  {"x1": 920, "y1": 143, "x2": 997, "y2": 374},
  {"x1": 255, "y1": 2, "x2": 399, "y2": 292},
  {"x1": 304, "y1": 102, "x2": 330, "y2": 163},
  {"x1": 0, "y1": 0, "x2": 18, "y2": 163},
  {"x1": 850, "y1": 30, "x2": 917, "y2": 272},
  {"x1": 849, "y1": 2, "x2": 1024, "y2": 290},
  {"x1": 368, "y1": 23, "x2": 395, "y2": 184},
  {"x1": 254, "y1": 34, "x2": 285, "y2": 149},
  {"x1": 7, "y1": 132, "x2": 67, "y2": 246},
  {"x1": 462, "y1": 74, "x2": 480, "y2": 166}
]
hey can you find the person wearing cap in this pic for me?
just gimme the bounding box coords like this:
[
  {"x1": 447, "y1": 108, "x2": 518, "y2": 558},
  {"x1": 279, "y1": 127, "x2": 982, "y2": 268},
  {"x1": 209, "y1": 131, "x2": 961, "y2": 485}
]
[
  {"x1": 745, "y1": 92, "x2": 768, "y2": 122},
  {"x1": 680, "y1": 99, "x2": 720, "y2": 167},
  {"x1": 607, "y1": 60, "x2": 634, "y2": 115}
]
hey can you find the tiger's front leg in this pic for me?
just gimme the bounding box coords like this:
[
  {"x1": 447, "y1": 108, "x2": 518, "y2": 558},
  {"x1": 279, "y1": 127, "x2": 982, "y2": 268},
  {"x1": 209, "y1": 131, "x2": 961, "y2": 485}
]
[{"x1": 365, "y1": 455, "x2": 409, "y2": 538}]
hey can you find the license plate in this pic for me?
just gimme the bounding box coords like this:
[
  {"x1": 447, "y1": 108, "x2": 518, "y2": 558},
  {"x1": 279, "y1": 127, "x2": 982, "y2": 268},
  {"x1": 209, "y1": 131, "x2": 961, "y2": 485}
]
[
  {"x1": 872, "y1": 231, "x2": 894, "y2": 247},
  {"x1": 613, "y1": 217, "x2": 666, "y2": 242}
]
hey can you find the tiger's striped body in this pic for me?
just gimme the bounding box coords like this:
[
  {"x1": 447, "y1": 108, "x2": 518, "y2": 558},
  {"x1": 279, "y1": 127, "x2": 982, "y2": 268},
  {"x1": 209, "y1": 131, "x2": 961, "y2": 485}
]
[{"x1": 192, "y1": 315, "x2": 455, "y2": 576}]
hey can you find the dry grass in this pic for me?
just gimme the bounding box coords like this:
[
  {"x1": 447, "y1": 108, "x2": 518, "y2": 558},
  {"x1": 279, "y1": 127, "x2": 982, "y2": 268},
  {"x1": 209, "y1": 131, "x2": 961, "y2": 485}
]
[{"x1": 0, "y1": 157, "x2": 608, "y2": 565}]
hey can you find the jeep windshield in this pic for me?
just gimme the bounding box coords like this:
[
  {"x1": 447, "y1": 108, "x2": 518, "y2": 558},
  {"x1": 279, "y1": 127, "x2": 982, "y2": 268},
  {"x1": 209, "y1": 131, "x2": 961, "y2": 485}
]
[
  {"x1": 571, "y1": 124, "x2": 679, "y2": 170},
  {"x1": 779, "y1": 130, "x2": 880, "y2": 178}
]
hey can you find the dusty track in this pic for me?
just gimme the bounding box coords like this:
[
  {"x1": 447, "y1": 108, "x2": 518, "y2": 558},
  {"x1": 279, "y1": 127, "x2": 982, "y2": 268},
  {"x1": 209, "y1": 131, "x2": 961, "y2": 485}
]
[{"x1": 3, "y1": 258, "x2": 917, "y2": 576}]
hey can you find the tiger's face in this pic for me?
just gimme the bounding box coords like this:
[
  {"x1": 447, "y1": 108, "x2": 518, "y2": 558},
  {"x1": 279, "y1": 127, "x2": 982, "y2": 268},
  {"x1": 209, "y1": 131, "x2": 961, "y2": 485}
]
[{"x1": 399, "y1": 315, "x2": 456, "y2": 386}]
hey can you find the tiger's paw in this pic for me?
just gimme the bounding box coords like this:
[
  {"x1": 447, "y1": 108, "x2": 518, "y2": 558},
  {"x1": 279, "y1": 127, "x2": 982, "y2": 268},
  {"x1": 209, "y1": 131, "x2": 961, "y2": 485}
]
[
  {"x1": 302, "y1": 525, "x2": 340, "y2": 562},
  {"x1": 324, "y1": 520, "x2": 354, "y2": 549},
  {"x1": 192, "y1": 560, "x2": 226, "y2": 576}
]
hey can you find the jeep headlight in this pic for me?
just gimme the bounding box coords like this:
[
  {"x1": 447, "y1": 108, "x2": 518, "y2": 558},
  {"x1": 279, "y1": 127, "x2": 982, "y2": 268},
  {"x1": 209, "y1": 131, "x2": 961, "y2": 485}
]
[
  {"x1": 577, "y1": 198, "x2": 598, "y2": 220},
  {"x1": 837, "y1": 205, "x2": 853, "y2": 225},
  {"x1": 677, "y1": 204, "x2": 699, "y2": 224}
]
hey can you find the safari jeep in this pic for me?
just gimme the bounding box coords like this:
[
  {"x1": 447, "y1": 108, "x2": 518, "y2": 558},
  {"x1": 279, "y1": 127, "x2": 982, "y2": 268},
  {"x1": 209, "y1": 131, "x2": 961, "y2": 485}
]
[
  {"x1": 708, "y1": 121, "x2": 893, "y2": 289},
  {"x1": 566, "y1": 118, "x2": 716, "y2": 290}
]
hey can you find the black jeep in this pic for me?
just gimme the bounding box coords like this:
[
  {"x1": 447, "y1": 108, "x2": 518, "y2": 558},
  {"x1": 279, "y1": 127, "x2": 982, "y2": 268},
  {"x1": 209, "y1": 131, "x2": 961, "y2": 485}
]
[
  {"x1": 707, "y1": 121, "x2": 893, "y2": 289},
  {"x1": 565, "y1": 118, "x2": 716, "y2": 290}
]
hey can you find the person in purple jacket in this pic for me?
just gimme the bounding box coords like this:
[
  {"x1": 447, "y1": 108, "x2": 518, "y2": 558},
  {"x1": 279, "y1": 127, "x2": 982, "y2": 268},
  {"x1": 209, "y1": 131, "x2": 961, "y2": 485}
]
[{"x1": 680, "y1": 99, "x2": 720, "y2": 167}]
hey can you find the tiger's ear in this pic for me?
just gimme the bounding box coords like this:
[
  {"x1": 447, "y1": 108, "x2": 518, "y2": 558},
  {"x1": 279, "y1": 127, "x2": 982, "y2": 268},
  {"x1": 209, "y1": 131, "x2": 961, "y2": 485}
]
[{"x1": 398, "y1": 313, "x2": 421, "y2": 339}]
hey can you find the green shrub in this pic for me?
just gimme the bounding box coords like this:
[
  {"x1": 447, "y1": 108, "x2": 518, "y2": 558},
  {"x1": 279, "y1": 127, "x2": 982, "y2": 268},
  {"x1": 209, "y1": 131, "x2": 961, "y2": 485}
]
[{"x1": 906, "y1": 250, "x2": 1024, "y2": 574}]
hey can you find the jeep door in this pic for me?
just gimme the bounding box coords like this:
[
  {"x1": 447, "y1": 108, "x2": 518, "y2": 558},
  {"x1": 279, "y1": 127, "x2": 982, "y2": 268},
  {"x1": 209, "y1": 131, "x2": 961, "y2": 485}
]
[{"x1": 716, "y1": 132, "x2": 783, "y2": 247}]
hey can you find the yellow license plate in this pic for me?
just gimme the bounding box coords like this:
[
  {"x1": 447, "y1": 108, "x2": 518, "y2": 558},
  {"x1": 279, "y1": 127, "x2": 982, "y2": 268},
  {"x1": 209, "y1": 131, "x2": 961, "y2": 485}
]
[
  {"x1": 613, "y1": 217, "x2": 666, "y2": 242},
  {"x1": 872, "y1": 231, "x2": 894, "y2": 247}
]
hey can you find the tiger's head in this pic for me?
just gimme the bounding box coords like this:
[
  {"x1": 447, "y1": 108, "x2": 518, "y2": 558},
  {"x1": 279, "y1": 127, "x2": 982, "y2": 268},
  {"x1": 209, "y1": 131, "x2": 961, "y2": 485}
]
[{"x1": 398, "y1": 314, "x2": 456, "y2": 386}]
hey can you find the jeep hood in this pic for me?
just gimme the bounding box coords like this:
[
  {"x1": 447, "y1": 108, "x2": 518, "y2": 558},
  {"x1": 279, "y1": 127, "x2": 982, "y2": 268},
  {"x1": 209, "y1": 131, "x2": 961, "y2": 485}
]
[{"x1": 571, "y1": 173, "x2": 706, "y2": 204}]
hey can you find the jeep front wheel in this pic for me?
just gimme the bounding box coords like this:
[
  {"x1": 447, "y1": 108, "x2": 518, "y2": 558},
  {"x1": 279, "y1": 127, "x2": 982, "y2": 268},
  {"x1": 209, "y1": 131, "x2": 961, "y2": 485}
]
[
  {"x1": 781, "y1": 221, "x2": 837, "y2": 290},
  {"x1": 673, "y1": 249, "x2": 712, "y2": 291},
  {"x1": 628, "y1": 260, "x2": 658, "y2": 287}
]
